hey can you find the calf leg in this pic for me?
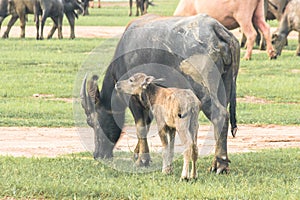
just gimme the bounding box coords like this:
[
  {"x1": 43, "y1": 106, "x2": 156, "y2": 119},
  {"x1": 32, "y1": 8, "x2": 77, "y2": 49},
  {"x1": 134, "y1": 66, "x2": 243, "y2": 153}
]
[
  {"x1": 47, "y1": 17, "x2": 58, "y2": 39},
  {"x1": 190, "y1": 143, "x2": 198, "y2": 179},
  {"x1": 158, "y1": 126, "x2": 175, "y2": 174}
]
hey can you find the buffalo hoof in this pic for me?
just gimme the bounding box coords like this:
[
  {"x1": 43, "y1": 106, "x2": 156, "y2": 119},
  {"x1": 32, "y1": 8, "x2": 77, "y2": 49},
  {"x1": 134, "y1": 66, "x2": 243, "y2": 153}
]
[
  {"x1": 134, "y1": 153, "x2": 151, "y2": 167},
  {"x1": 162, "y1": 165, "x2": 173, "y2": 175},
  {"x1": 242, "y1": 56, "x2": 251, "y2": 61},
  {"x1": 269, "y1": 50, "x2": 277, "y2": 60},
  {"x1": 231, "y1": 127, "x2": 238, "y2": 137},
  {"x1": 2, "y1": 33, "x2": 8, "y2": 38},
  {"x1": 210, "y1": 157, "x2": 230, "y2": 174}
]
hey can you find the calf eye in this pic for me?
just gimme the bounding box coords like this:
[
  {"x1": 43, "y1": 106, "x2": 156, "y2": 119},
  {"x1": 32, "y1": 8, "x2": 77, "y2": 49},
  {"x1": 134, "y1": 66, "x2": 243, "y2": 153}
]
[{"x1": 129, "y1": 78, "x2": 134, "y2": 82}]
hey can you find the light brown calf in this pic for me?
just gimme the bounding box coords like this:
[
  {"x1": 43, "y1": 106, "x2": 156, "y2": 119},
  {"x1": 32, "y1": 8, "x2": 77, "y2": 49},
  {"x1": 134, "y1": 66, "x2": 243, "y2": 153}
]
[{"x1": 115, "y1": 73, "x2": 201, "y2": 180}]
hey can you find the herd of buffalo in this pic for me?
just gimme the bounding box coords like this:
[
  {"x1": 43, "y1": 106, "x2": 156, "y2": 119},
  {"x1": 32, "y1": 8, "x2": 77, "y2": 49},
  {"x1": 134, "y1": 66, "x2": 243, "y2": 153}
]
[{"x1": 1, "y1": 0, "x2": 298, "y2": 178}]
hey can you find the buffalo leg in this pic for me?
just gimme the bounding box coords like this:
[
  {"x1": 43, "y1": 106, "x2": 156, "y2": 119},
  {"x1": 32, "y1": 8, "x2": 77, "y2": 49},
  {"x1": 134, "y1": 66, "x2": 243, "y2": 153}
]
[
  {"x1": 253, "y1": 0, "x2": 276, "y2": 59},
  {"x1": 296, "y1": 33, "x2": 300, "y2": 56},
  {"x1": 65, "y1": 13, "x2": 75, "y2": 39},
  {"x1": 202, "y1": 99, "x2": 230, "y2": 174},
  {"x1": 47, "y1": 17, "x2": 58, "y2": 39},
  {"x1": 135, "y1": 0, "x2": 140, "y2": 16},
  {"x1": 19, "y1": 12, "x2": 27, "y2": 38},
  {"x1": 2, "y1": 16, "x2": 18, "y2": 38},
  {"x1": 39, "y1": 12, "x2": 49, "y2": 40},
  {"x1": 57, "y1": 16, "x2": 63, "y2": 39},
  {"x1": 129, "y1": 0, "x2": 133, "y2": 16}
]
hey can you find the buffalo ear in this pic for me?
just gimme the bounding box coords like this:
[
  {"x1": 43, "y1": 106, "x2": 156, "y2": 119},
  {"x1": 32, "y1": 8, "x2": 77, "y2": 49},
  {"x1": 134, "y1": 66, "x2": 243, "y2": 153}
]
[
  {"x1": 87, "y1": 75, "x2": 101, "y2": 105},
  {"x1": 152, "y1": 78, "x2": 165, "y2": 84}
]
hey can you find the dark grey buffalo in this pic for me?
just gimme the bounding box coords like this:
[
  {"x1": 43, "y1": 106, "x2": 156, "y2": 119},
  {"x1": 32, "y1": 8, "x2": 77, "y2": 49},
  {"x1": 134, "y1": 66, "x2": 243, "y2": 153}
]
[
  {"x1": 81, "y1": 14, "x2": 240, "y2": 174},
  {"x1": 35, "y1": 0, "x2": 64, "y2": 40},
  {"x1": 48, "y1": 0, "x2": 84, "y2": 39},
  {"x1": 0, "y1": 0, "x2": 9, "y2": 31},
  {"x1": 129, "y1": 0, "x2": 149, "y2": 16},
  {"x1": 272, "y1": 0, "x2": 300, "y2": 56}
]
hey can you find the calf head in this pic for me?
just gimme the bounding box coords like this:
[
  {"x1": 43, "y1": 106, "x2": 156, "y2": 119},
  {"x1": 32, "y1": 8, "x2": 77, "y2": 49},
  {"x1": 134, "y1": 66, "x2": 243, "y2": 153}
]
[
  {"x1": 115, "y1": 73, "x2": 155, "y2": 95},
  {"x1": 272, "y1": 33, "x2": 286, "y2": 56}
]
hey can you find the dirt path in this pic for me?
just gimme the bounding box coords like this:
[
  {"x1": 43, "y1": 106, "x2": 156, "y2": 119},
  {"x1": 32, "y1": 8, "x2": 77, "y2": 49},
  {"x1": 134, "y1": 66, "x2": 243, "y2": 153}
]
[
  {"x1": 0, "y1": 125, "x2": 299, "y2": 158},
  {"x1": 0, "y1": 25, "x2": 299, "y2": 40}
]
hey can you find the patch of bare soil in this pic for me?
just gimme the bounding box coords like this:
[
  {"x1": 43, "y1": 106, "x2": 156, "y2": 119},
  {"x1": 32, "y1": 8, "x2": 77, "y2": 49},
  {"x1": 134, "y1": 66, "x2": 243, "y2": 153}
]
[{"x1": 0, "y1": 125, "x2": 299, "y2": 158}]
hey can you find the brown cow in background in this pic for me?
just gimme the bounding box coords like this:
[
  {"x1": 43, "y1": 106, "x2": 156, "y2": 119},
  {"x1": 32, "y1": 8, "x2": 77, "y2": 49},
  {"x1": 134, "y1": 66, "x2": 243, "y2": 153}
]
[{"x1": 174, "y1": 0, "x2": 277, "y2": 60}]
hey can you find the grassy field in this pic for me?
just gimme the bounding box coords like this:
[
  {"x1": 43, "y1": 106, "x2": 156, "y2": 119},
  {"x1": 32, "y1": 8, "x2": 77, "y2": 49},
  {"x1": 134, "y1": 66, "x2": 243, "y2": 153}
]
[
  {"x1": 0, "y1": 0, "x2": 299, "y2": 199},
  {"x1": 0, "y1": 148, "x2": 299, "y2": 199},
  {"x1": 1, "y1": 38, "x2": 300, "y2": 127}
]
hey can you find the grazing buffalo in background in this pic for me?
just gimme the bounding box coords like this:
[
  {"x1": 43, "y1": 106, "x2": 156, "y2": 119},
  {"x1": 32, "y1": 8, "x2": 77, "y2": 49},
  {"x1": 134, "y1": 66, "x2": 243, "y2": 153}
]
[
  {"x1": 48, "y1": 0, "x2": 84, "y2": 39},
  {"x1": 81, "y1": 14, "x2": 240, "y2": 174},
  {"x1": 2, "y1": 0, "x2": 37, "y2": 38},
  {"x1": 0, "y1": 0, "x2": 9, "y2": 31},
  {"x1": 35, "y1": 0, "x2": 64, "y2": 40},
  {"x1": 81, "y1": 0, "x2": 100, "y2": 16},
  {"x1": 241, "y1": 0, "x2": 291, "y2": 51},
  {"x1": 174, "y1": 0, "x2": 276, "y2": 60},
  {"x1": 129, "y1": 0, "x2": 149, "y2": 16},
  {"x1": 272, "y1": 0, "x2": 300, "y2": 56},
  {"x1": 2, "y1": 0, "x2": 83, "y2": 39}
]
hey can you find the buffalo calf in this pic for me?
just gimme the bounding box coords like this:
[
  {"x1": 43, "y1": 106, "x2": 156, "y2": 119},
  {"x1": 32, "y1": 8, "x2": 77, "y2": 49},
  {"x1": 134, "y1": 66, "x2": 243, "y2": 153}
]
[{"x1": 115, "y1": 73, "x2": 201, "y2": 180}]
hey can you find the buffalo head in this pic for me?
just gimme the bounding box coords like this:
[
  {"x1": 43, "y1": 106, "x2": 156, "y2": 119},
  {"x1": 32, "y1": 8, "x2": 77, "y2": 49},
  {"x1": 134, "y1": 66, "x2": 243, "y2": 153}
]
[
  {"x1": 272, "y1": 32, "x2": 287, "y2": 56},
  {"x1": 80, "y1": 75, "x2": 124, "y2": 159}
]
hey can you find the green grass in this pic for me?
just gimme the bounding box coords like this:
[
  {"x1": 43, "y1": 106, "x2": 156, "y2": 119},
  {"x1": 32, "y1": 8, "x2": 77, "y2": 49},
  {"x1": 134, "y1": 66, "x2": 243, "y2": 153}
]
[
  {"x1": 1, "y1": 38, "x2": 300, "y2": 127},
  {"x1": 0, "y1": 0, "x2": 179, "y2": 27},
  {"x1": 0, "y1": 148, "x2": 299, "y2": 199},
  {"x1": 0, "y1": 0, "x2": 299, "y2": 127}
]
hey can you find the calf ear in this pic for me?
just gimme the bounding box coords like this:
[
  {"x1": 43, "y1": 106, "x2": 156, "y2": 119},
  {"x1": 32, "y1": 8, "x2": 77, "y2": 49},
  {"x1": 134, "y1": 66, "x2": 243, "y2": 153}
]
[{"x1": 142, "y1": 75, "x2": 155, "y2": 89}]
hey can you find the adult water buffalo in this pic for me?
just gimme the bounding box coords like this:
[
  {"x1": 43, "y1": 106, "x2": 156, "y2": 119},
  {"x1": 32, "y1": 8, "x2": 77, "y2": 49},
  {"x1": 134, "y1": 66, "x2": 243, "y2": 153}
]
[
  {"x1": 47, "y1": 0, "x2": 84, "y2": 39},
  {"x1": 272, "y1": 0, "x2": 300, "y2": 56},
  {"x1": 129, "y1": 0, "x2": 149, "y2": 16},
  {"x1": 2, "y1": 0, "x2": 37, "y2": 38},
  {"x1": 35, "y1": 0, "x2": 64, "y2": 40},
  {"x1": 173, "y1": 0, "x2": 276, "y2": 60},
  {"x1": 81, "y1": 14, "x2": 240, "y2": 174},
  {"x1": 0, "y1": 0, "x2": 9, "y2": 31}
]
